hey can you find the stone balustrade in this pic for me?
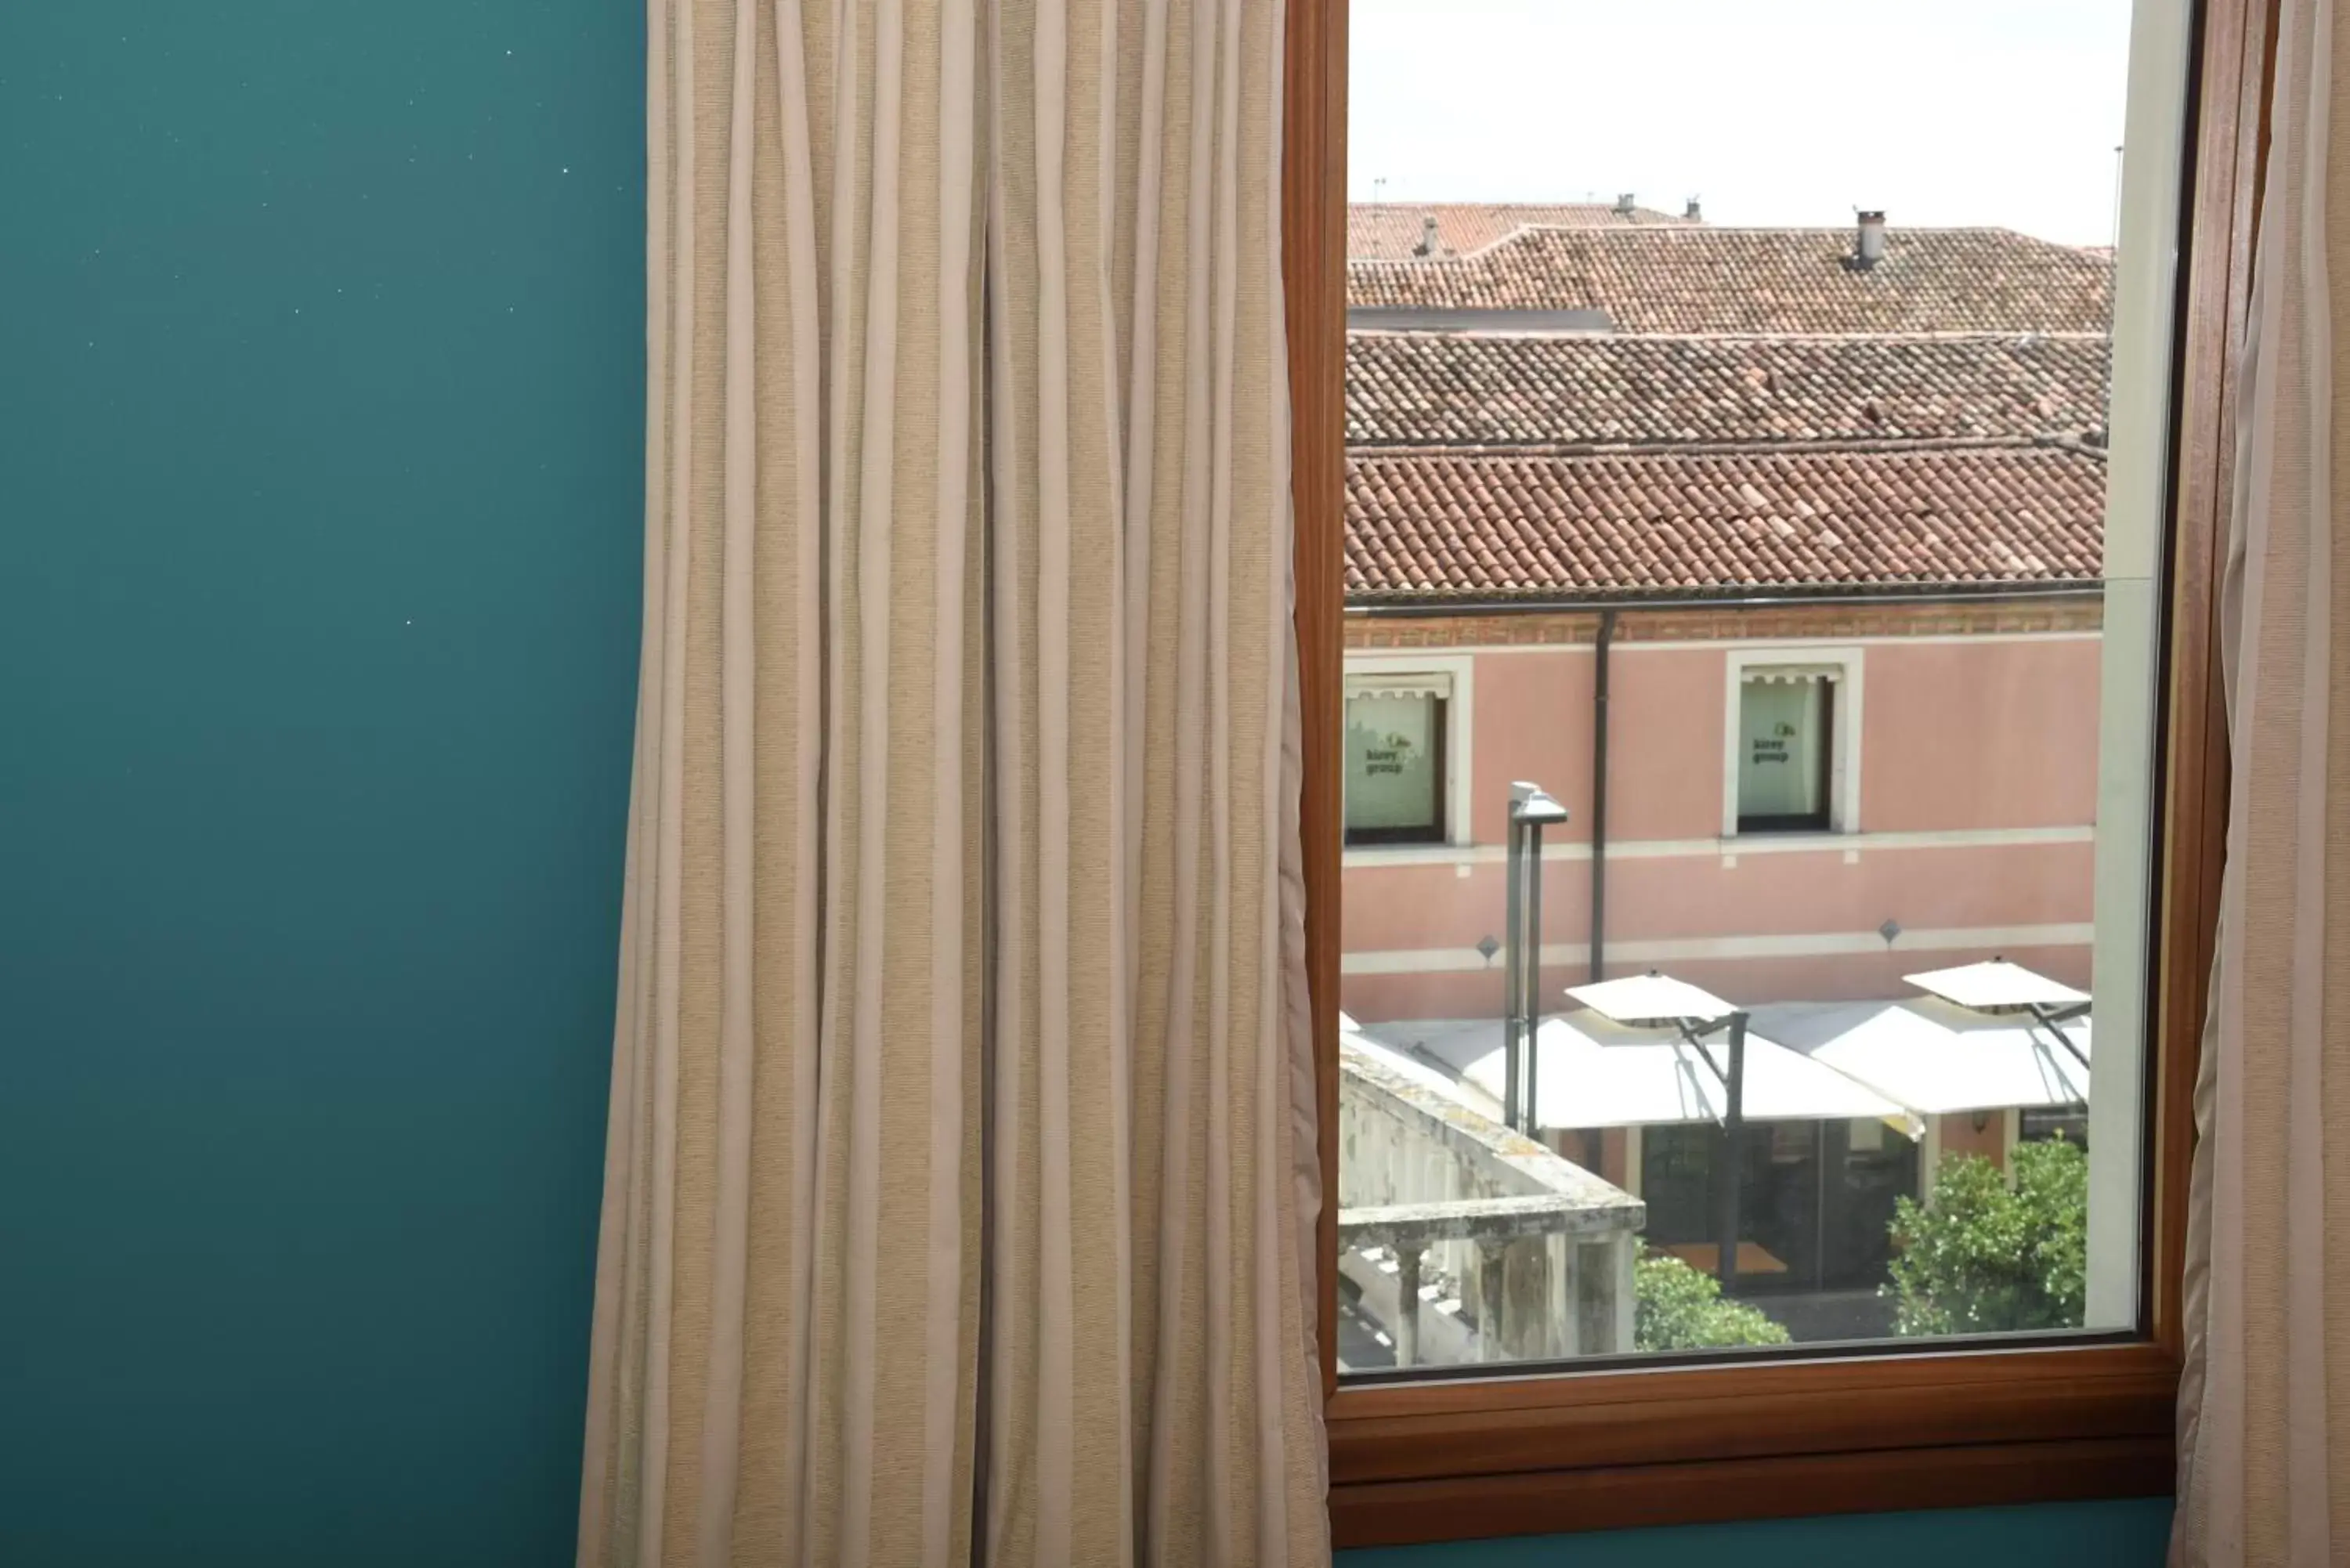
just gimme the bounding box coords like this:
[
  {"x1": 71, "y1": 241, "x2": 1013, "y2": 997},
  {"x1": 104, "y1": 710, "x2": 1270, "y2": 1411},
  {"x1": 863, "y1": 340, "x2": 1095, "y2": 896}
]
[{"x1": 1338, "y1": 1036, "x2": 1645, "y2": 1366}]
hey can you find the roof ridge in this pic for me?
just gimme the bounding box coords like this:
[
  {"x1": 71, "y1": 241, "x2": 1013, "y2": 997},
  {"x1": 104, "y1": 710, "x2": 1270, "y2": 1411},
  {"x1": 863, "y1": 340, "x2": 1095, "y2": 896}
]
[
  {"x1": 1349, "y1": 226, "x2": 2114, "y2": 331},
  {"x1": 1350, "y1": 222, "x2": 2081, "y2": 262}
]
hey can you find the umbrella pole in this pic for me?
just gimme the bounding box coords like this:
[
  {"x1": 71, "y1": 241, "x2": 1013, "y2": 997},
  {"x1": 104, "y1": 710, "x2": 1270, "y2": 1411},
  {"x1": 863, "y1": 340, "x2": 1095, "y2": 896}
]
[{"x1": 1716, "y1": 1013, "x2": 1748, "y2": 1293}]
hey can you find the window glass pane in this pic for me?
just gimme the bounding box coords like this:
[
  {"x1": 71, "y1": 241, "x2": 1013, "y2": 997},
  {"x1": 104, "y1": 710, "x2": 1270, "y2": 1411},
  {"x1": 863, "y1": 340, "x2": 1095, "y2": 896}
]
[
  {"x1": 1346, "y1": 692, "x2": 1441, "y2": 835},
  {"x1": 1737, "y1": 678, "x2": 1827, "y2": 824},
  {"x1": 1333, "y1": 0, "x2": 2190, "y2": 1375},
  {"x1": 1640, "y1": 1125, "x2": 1714, "y2": 1250}
]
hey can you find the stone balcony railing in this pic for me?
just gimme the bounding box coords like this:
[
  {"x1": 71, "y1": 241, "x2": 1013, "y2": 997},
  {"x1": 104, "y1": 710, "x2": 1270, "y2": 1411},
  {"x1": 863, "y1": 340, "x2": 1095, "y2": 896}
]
[{"x1": 1338, "y1": 1036, "x2": 1645, "y2": 1367}]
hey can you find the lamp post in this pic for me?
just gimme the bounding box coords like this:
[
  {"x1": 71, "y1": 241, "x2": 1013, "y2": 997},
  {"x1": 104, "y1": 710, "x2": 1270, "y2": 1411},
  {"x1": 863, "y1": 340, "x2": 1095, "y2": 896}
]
[{"x1": 1502, "y1": 782, "x2": 1570, "y2": 1134}]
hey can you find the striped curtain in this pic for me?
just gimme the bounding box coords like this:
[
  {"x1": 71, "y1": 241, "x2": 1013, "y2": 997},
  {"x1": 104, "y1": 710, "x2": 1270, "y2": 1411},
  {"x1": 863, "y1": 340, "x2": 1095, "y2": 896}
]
[
  {"x1": 574, "y1": 0, "x2": 1327, "y2": 1565},
  {"x1": 2173, "y1": 0, "x2": 2350, "y2": 1560}
]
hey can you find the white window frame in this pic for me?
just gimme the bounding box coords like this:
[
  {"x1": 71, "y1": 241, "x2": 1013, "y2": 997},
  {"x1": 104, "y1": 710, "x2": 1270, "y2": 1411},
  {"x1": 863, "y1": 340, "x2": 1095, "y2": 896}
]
[
  {"x1": 1720, "y1": 645, "x2": 1864, "y2": 839},
  {"x1": 1343, "y1": 652, "x2": 1474, "y2": 849}
]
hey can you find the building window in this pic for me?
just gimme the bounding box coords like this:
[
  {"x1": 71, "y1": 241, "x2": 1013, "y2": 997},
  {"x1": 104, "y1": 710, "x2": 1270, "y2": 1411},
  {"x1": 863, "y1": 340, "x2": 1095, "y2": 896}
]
[
  {"x1": 1636, "y1": 1117, "x2": 1918, "y2": 1313},
  {"x1": 1735, "y1": 667, "x2": 1837, "y2": 832},
  {"x1": 1344, "y1": 672, "x2": 1450, "y2": 844},
  {"x1": 1721, "y1": 651, "x2": 1861, "y2": 836}
]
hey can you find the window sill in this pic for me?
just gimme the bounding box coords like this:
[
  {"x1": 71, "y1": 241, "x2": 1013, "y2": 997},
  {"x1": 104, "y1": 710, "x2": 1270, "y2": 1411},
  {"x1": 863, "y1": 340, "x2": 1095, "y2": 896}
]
[
  {"x1": 1716, "y1": 829, "x2": 1857, "y2": 853},
  {"x1": 1341, "y1": 841, "x2": 1475, "y2": 867},
  {"x1": 1325, "y1": 1340, "x2": 2180, "y2": 1547},
  {"x1": 1329, "y1": 1437, "x2": 2171, "y2": 1547}
]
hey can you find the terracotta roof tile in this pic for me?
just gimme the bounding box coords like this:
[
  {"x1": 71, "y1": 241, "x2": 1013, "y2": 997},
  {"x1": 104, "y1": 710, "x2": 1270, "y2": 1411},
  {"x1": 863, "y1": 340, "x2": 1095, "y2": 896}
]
[
  {"x1": 1349, "y1": 201, "x2": 1694, "y2": 258},
  {"x1": 1348, "y1": 226, "x2": 2113, "y2": 334},
  {"x1": 1344, "y1": 332, "x2": 2110, "y2": 449},
  {"x1": 1343, "y1": 446, "x2": 2106, "y2": 602}
]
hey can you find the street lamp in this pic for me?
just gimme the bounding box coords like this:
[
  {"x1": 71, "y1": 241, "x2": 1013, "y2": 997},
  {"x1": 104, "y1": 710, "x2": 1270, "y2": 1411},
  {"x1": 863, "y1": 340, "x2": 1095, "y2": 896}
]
[{"x1": 1502, "y1": 782, "x2": 1570, "y2": 1134}]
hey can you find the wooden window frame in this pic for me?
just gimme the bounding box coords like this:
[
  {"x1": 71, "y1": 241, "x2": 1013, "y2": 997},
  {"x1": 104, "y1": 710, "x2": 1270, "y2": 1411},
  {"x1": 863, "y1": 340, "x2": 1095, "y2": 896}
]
[{"x1": 1283, "y1": 0, "x2": 2272, "y2": 1547}]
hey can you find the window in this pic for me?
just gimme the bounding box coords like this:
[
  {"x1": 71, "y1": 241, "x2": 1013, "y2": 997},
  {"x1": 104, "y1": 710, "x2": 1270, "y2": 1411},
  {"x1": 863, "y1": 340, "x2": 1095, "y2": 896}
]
[
  {"x1": 1734, "y1": 667, "x2": 1837, "y2": 833},
  {"x1": 1720, "y1": 648, "x2": 1861, "y2": 836},
  {"x1": 1300, "y1": 0, "x2": 2253, "y2": 1545},
  {"x1": 1344, "y1": 673, "x2": 1449, "y2": 844},
  {"x1": 1336, "y1": 0, "x2": 2166, "y2": 1367},
  {"x1": 1735, "y1": 674, "x2": 1831, "y2": 830},
  {"x1": 1341, "y1": 656, "x2": 1472, "y2": 848},
  {"x1": 1638, "y1": 1116, "x2": 1918, "y2": 1314}
]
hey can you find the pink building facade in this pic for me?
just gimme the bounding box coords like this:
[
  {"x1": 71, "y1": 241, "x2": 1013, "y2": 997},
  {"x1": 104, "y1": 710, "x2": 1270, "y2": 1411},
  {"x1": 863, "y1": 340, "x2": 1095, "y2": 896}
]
[{"x1": 1339, "y1": 595, "x2": 2103, "y2": 1026}]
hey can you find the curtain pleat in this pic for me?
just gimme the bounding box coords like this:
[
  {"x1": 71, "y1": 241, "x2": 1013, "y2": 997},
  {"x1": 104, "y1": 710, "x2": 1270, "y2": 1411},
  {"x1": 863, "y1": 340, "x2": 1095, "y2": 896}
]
[
  {"x1": 580, "y1": 1, "x2": 987, "y2": 1564},
  {"x1": 2175, "y1": 0, "x2": 2350, "y2": 1560},
  {"x1": 579, "y1": 0, "x2": 1325, "y2": 1563},
  {"x1": 984, "y1": 0, "x2": 1321, "y2": 1560}
]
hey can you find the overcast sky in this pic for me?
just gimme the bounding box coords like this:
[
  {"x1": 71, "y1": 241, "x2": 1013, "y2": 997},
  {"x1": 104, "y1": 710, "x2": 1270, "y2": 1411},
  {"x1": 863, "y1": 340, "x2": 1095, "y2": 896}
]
[{"x1": 1349, "y1": 0, "x2": 2140, "y2": 245}]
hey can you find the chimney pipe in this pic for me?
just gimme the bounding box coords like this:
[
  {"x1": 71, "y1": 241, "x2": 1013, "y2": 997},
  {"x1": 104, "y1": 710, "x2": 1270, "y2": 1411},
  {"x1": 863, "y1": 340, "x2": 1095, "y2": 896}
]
[
  {"x1": 1413, "y1": 213, "x2": 1439, "y2": 257},
  {"x1": 1683, "y1": 196, "x2": 1702, "y2": 222},
  {"x1": 1855, "y1": 210, "x2": 1887, "y2": 268},
  {"x1": 1614, "y1": 192, "x2": 1637, "y2": 218}
]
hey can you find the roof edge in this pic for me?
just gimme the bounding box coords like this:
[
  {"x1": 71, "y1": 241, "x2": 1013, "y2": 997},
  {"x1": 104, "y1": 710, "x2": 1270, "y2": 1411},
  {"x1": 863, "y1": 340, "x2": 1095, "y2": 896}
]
[{"x1": 1343, "y1": 582, "x2": 2109, "y2": 616}]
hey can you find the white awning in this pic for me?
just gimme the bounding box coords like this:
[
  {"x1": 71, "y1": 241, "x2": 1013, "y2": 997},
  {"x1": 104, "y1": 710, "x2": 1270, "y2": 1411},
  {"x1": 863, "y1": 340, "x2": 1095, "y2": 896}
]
[
  {"x1": 1363, "y1": 1013, "x2": 1907, "y2": 1133},
  {"x1": 1904, "y1": 959, "x2": 2089, "y2": 1012},
  {"x1": 1344, "y1": 670, "x2": 1453, "y2": 703},
  {"x1": 1751, "y1": 997, "x2": 2092, "y2": 1117},
  {"x1": 1565, "y1": 973, "x2": 1737, "y2": 1026},
  {"x1": 1740, "y1": 665, "x2": 1840, "y2": 685}
]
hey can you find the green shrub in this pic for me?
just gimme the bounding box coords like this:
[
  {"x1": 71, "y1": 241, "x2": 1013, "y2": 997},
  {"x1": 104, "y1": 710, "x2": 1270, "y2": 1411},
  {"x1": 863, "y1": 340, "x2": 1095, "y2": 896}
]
[
  {"x1": 1884, "y1": 1136, "x2": 2087, "y2": 1336},
  {"x1": 1633, "y1": 1246, "x2": 1791, "y2": 1351}
]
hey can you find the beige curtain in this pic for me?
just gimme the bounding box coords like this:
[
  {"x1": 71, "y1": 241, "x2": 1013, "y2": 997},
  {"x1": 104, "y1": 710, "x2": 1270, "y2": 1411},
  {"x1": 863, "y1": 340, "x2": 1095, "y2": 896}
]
[
  {"x1": 2174, "y1": 0, "x2": 2350, "y2": 1561},
  {"x1": 574, "y1": 1, "x2": 1325, "y2": 1565}
]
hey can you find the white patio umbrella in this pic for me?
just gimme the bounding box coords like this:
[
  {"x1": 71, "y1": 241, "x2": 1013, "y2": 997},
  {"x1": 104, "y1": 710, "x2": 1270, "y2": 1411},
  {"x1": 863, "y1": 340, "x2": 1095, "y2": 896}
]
[
  {"x1": 1750, "y1": 960, "x2": 2092, "y2": 1118},
  {"x1": 1361, "y1": 1008, "x2": 1905, "y2": 1133}
]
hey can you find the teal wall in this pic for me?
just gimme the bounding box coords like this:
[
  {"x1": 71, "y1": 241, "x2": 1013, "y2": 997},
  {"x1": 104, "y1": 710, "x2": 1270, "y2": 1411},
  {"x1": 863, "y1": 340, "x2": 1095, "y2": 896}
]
[
  {"x1": 0, "y1": 4, "x2": 645, "y2": 1565},
  {"x1": 0, "y1": 6, "x2": 2170, "y2": 1566}
]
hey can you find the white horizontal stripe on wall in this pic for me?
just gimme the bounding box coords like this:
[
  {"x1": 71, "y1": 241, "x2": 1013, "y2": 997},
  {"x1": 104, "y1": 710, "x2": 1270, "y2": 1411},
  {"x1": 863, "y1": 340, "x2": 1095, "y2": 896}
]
[
  {"x1": 1339, "y1": 922, "x2": 2098, "y2": 976},
  {"x1": 1341, "y1": 824, "x2": 2095, "y2": 869}
]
